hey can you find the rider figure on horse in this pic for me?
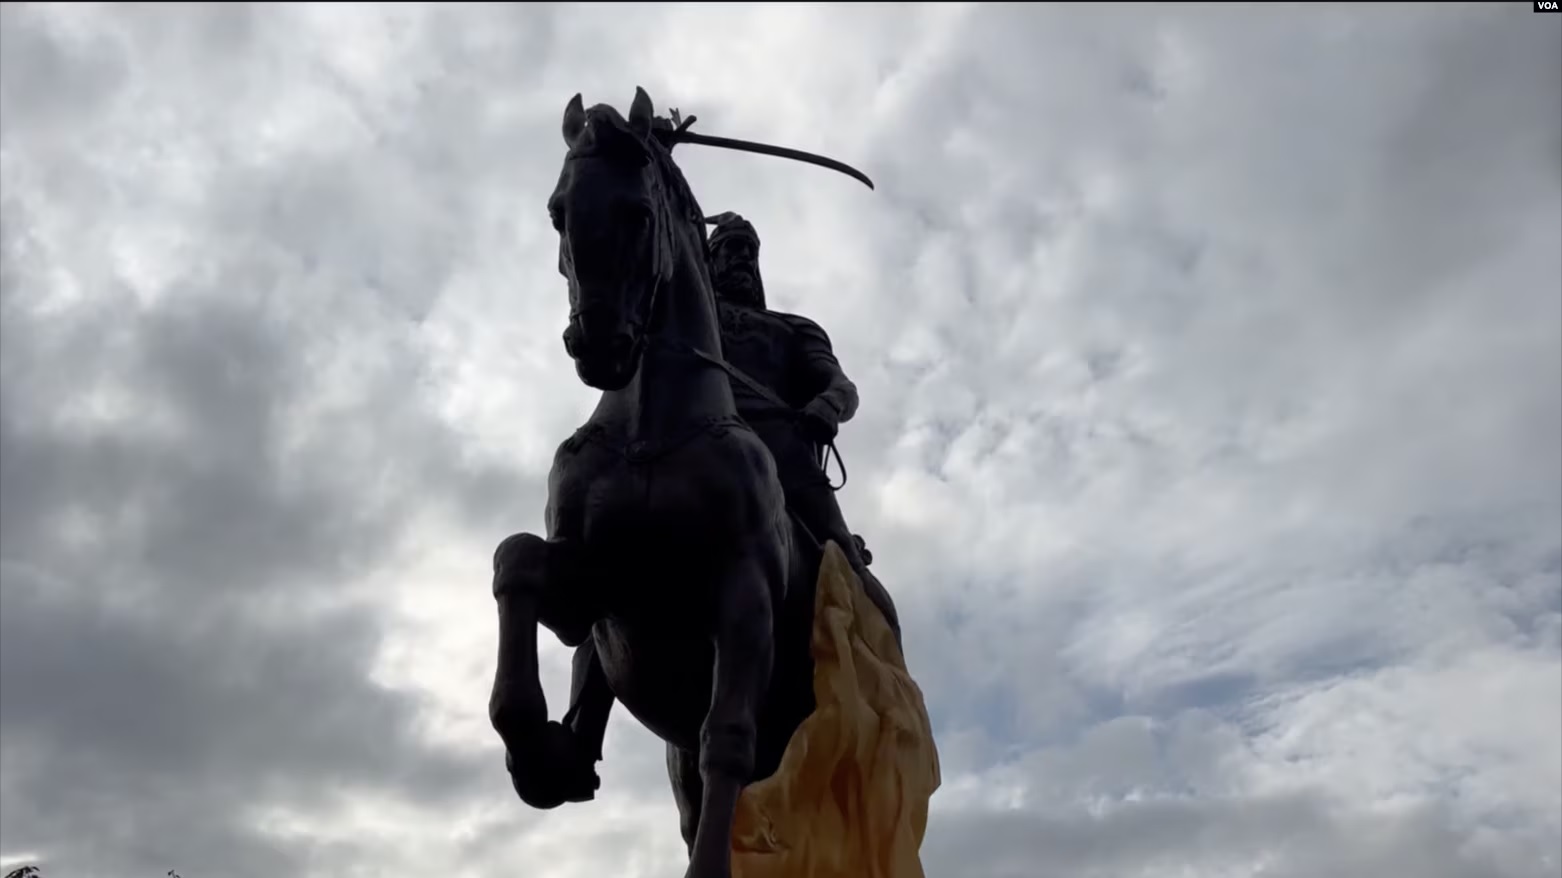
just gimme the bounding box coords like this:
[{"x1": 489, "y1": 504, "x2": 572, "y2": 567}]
[{"x1": 704, "y1": 211, "x2": 901, "y2": 642}]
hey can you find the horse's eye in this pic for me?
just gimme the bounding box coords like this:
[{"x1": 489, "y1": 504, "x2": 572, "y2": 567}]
[{"x1": 625, "y1": 205, "x2": 652, "y2": 229}]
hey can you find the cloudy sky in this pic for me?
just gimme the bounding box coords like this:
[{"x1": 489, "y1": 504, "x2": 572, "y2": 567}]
[{"x1": 2, "y1": 3, "x2": 1559, "y2": 877}]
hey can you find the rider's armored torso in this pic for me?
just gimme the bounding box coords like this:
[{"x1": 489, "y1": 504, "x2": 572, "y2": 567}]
[
  {"x1": 716, "y1": 301, "x2": 844, "y2": 491},
  {"x1": 718, "y1": 302, "x2": 814, "y2": 415}
]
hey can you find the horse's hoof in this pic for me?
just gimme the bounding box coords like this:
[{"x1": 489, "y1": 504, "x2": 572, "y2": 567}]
[{"x1": 505, "y1": 720, "x2": 601, "y2": 810}]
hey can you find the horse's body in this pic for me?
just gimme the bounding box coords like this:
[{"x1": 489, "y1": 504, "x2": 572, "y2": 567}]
[
  {"x1": 542, "y1": 391, "x2": 817, "y2": 757},
  {"x1": 488, "y1": 89, "x2": 822, "y2": 878}
]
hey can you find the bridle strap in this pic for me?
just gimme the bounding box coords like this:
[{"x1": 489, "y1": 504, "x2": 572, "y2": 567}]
[{"x1": 650, "y1": 336, "x2": 847, "y2": 492}]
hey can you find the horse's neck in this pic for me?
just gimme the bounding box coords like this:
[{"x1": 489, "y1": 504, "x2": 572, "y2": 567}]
[{"x1": 599, "y1": 244, "x2": 736, "y2": 445}]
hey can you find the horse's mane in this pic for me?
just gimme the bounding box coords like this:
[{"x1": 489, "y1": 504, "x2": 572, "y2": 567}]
[{"x1": 576, "y1": 105, "x2": 711, "y2": 258}]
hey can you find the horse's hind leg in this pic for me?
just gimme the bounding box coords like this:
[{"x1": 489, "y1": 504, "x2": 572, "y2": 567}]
[
  {"x1": 686, "y1": 557, "x2": 776, "y2": 878},
  {"x1": 666, "y1": 743, "x2": 703, "y2": 857}
]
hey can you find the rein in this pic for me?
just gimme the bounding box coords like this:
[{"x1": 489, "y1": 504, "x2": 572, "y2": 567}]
[{"x1": 651, "y1": 336, "x2": 848, "y2": 492}]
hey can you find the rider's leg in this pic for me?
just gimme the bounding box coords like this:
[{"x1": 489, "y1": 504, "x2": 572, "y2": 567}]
[
  {"x1": 855, "y1": 565, "x2": 903, "y2": 652},
  {"x1": 783, "y1": 483, "x2": 904, "y2": 647}
]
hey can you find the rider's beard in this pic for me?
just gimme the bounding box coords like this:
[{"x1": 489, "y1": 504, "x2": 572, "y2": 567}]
[{"x1": 715, "y1": 264, "x2": 762, "y2": 306}]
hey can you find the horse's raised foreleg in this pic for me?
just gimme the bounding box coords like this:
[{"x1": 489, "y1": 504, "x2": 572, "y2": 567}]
[
  {"x1": 489, "y1": 532, "x2": 602, "y2": 809},
  {"x1": 685, "y1": 557, "x2": 776, "y2": 878}
]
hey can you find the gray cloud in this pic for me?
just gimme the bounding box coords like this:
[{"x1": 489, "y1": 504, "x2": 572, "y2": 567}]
[
  {"x1": 926, "y1": 792, "x2": 1527, "y2": 878},
  {"x1": 1, "y1": 7, "x2": 544, "y2": 875},
  {"x1": 0, "y1": 563, "x2": 489, "y2": 877}
]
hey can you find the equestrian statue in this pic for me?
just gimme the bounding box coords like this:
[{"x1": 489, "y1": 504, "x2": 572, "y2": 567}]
[{"x1": 486, "y1": 87, "x2": 938, "y2": 878}]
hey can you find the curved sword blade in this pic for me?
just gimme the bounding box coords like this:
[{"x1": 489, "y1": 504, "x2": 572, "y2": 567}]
[{"x1": 666, "y1": 130, "x2": 875, "y2": 191}]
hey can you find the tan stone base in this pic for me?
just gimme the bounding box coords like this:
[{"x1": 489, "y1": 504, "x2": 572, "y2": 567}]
[{"x1": 732, "y1": 542, "x2": 941, "y2": 878}]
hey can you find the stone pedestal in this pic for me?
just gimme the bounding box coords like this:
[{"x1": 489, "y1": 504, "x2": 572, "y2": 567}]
[{"x1": 731, "y1": 542, "x2": 942, "y2": 878}]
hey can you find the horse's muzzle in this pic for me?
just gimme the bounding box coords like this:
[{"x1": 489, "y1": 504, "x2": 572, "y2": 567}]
[{"x1": 564, "y1": 324, "x2": 642, "y2": 391}]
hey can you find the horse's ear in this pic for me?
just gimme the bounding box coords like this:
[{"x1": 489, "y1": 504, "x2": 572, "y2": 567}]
[
  {"x1": 563, "y1": 93, "x2": 586, "y2": 147},
  {"x1": 628, "y1": 86, "x2": 654, "y2": 140}
]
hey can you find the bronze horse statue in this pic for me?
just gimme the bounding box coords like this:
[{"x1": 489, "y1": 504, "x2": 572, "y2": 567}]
[{"x1": 487, "y1": 88, "x2": 872, "y2": 878}]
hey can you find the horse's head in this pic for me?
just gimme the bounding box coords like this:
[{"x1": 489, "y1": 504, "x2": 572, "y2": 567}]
[{"x1": 550, "y1": 87, "x2": 675, "y2": 392}]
